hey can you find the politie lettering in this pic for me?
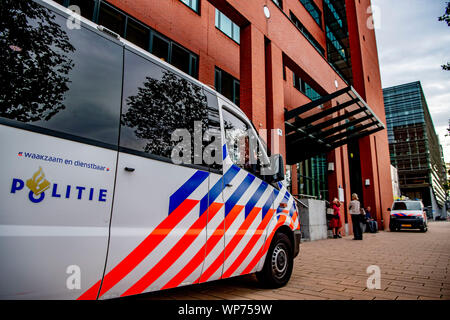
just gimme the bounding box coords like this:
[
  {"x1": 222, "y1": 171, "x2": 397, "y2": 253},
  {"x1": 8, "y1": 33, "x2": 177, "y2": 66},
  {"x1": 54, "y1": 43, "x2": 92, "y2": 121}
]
[{"x1": 10, "y1": 178, "x2": 107, "y2": 203}]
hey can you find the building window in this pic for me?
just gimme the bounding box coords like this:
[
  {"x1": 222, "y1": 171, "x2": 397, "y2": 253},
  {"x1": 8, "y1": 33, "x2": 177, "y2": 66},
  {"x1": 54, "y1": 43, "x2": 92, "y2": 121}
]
[
  {"x1": 293, "y1": 73, "x2": 321, "y2": 101},
  {"x1": 215, "y1": 9, "x2": 240, "y2": 44},
  {"x1": 171, "y1": 43, "x2": 194, "y2": 76},
  {"x1": 272, "y1": 0, "x2": 283, "y2": 9},
  {"x1": 151, "y1": 33, "x2": 170, "y2": 61},
  {"x1": 62, "y1": 0, "x2": 96, "y2": 20},
  {"x1": 323, "y1": 0, "x2": 352, "y2": 83},
  {"x1": 324, "y1": 0, "x2": 343, "y2": 28},
  {"x1": 290, "y1": 11, "x2": 325, "y2": 56},
  {"x1": 179, "y1": 0, "x2": 199, "y2": 13},
  {"x1": 54, "y1": 0, "x2": 199, "y2": 78},
  {"x1": 297, "y1": 154, "x2": 328, "y2": 200},
  {"x1": 326, "y1": 25, "x2": 347, "y2": 61},
  {"x1": 299, "y1": 0, "x2": 322, "y2": 27},
  {"x1": 98, "y1": 2, "x2": 126, "y2": 36},
  {"x1": 215, "y1": 67, "x2": 240, "y2": 106},
  {"x1": 125, "y1": 18, "x2": 150, "y2": 50},
  {"x1": 150, "y1": 32, "x2": 198, "y2": 78}
]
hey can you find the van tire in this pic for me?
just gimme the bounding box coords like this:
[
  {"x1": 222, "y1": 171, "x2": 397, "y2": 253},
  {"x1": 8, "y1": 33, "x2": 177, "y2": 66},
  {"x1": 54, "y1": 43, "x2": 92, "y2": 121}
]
[
  {"x1": 420, "y1": 223, "x2": 428, "y2": 233},
  {"x1": 256, "y1": 232, "x2": 293, "y2": 288}
]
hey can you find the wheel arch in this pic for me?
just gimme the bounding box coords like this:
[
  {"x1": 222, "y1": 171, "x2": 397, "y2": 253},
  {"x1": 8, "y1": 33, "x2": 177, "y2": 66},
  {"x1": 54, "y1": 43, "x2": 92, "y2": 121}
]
[{"x1": 275, "y1": 225, "x2": 295, "y2": 256}]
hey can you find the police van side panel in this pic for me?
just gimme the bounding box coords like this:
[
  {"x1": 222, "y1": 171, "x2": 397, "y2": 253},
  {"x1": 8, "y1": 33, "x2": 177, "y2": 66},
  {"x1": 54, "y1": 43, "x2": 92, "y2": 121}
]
[
  {"x1": 217, "y1": 100, "x2": 277, "y2": 281},
  {"x1": 80, "y1": 47, "x2": 225, "y2": 299},
  {"x1": 1, "y1": 0, "x2": 299, "y2": 299},
  {"x1": 0, "y1": 1, "x2": 122, "y2": 299},
  {"x1": 77, "y1": 45, "x2": 284, "y2": 298},
  {"x1": 217, "y1": 100, "x2": 300, "y2": 282}
]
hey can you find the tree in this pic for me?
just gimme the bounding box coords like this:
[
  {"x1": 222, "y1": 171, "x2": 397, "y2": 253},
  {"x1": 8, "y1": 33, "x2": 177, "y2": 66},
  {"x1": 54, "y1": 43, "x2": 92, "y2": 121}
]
[
  {"x1": 439, "y1": 2, "x2": 450, "y2": 70},
  {"x1": 0, "y1": 0, "x2": 75, "y2": 122}
]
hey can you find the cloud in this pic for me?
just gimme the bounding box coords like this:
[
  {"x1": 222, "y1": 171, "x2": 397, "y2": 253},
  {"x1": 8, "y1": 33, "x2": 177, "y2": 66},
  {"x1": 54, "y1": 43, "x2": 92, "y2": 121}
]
[{"x1": 373, "y1": 0, "x2": 450, "y2": 162}]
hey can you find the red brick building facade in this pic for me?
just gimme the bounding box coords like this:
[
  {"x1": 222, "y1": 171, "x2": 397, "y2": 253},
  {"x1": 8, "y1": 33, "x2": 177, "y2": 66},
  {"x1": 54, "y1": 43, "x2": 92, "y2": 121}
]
[{"x1": 64, "y1": 0, "x2": 393, "y2": 233}]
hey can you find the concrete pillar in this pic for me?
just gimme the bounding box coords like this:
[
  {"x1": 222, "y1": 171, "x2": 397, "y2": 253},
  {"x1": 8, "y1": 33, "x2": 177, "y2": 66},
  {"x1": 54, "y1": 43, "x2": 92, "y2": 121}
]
[
  {"x1": 359, "y1": 135, "x2": 381, "y2": 219},
  {"x1": 265, "y1": 41, "x2": 286, "y2": 161},
  {"x1": 291, "y1": 164, "x2": 298, "y2": 196},
  {"x1": 341, "y1": 145, "x2": 353, "y2": 236},
  {"x1": 239, "y1": 24, "x2": 266, "y2": 130},
  {"x1": 328, "y1": 146, "x2": 351, "y2": 235}
]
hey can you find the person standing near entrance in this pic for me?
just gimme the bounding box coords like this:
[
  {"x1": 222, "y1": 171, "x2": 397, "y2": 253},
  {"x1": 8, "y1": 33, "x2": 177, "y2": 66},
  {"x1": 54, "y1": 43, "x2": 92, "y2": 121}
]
[
  {"x1": 349, "y1": 193, "x2": 363, "y2": 240},
  {"x1": 330, "y1": 198, "x2": 342, "y2": 238}
]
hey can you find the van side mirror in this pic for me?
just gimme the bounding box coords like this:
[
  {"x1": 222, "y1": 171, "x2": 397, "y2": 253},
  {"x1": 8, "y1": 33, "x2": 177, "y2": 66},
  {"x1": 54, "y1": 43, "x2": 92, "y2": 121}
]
[
  {"x1": 262, "y1": 154, "x2": 285, "y2": 183},
  {"x1": 273, "y1": 154, "x2": 285, "y2": 183},
  {"x1": 387, "y1": 208, "x2": 391, "y2": 211}
]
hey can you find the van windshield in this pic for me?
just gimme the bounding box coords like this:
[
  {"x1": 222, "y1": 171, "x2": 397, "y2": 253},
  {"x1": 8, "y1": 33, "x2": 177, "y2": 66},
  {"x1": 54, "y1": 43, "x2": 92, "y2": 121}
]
[{"x1": 392, "y1": 202, "x2": 422, "y2": 211}]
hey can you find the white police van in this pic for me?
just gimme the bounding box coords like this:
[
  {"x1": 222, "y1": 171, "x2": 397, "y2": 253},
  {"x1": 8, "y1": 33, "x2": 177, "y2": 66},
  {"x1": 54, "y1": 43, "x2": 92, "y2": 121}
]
[
  {"x1": 0, "y1": 0, "x2": 300, "y2": 299},
  {"x1": 388, "y1": 200, "x2": 428, "y2": 232}
]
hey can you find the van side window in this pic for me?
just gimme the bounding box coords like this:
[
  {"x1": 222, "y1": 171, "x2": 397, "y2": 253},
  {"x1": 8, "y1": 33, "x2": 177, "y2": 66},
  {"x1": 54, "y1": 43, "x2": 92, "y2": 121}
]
[
  {"x1": 222, "y1": 109, "x2": 263, "y2": 178},
  {"x1": 120, "y1": 49, "x2": 214, "y2": 168},
  {"x1": 0, "y1": 1, "x2": 123, "y2": 147},
  {"x1": 204, "y1": 91, "x2": 223, "y2": 171}
]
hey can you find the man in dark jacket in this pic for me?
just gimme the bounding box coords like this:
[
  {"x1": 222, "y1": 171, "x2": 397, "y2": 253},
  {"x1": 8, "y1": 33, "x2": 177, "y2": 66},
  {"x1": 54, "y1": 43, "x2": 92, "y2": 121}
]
[{"x1": 365, "y1": 206, "x2": 378, "y2": 233}]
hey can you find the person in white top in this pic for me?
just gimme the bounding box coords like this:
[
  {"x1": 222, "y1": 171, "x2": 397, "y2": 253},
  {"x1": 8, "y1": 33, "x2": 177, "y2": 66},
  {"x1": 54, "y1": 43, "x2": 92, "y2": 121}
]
[{"x1": 349, "y1": 193, "x2": 363, "y2": 240}]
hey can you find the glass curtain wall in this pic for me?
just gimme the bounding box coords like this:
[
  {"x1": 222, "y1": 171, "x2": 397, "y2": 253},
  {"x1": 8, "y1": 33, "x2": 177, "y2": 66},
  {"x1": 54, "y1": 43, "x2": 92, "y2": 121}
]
[
  {"x1": 296, "y1": 154, "x2": 328, "y2": 200},
  {"x1": 323, "y1": 0, "x2": 352, "y2": 84}
]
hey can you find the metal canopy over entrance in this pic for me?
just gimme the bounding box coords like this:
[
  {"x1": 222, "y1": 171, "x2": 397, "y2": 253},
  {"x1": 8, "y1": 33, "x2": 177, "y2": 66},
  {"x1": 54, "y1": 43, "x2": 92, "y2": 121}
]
[{"x1": 285, "y1": 86, "x2": 385, "y2": 165}]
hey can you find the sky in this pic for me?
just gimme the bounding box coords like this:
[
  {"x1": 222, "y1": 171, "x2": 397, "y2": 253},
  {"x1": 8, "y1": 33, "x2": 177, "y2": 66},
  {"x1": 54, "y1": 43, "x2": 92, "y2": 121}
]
[{"x1": 371, "y1": 0, "x2": 450, "y2": 163}]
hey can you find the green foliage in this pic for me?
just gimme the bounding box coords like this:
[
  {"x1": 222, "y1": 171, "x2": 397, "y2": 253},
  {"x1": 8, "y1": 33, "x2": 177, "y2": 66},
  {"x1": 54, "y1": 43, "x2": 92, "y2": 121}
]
[
  {"x1": 439, "y1": 2, "x2": 450, "y2": 26},
  {"x1": 439, "y1": 2, "x2": 450, "y2": 70}
]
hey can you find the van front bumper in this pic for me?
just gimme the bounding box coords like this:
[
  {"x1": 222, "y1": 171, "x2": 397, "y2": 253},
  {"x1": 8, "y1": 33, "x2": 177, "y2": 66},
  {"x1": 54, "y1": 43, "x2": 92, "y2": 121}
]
[{"x1": 390, "y1": 217, "x2": 425, "y2": 229}]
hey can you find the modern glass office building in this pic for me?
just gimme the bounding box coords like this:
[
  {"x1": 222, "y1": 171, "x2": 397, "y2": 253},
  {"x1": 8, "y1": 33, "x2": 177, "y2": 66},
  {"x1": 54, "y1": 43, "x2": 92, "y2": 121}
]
[{"x1": 383, "y1": 81, "x2": 447, "y2": 218}]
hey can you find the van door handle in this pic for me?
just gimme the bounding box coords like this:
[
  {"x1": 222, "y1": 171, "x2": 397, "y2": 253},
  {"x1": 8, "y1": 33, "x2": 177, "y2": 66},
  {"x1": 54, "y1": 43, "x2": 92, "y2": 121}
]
[
  {"x1": 124, "y1": 167, "x2": 135, "y2": 172},
  {"x1": 226, "y1": 183, "x2": 233, "y2": 187}
]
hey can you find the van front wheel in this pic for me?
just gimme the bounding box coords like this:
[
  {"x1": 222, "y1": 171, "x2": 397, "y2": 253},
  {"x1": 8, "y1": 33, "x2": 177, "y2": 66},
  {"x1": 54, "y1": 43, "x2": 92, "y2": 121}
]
[
  {"x1": 256, "y1": 232, "x2": 293, "y2": 288},
  {"x1": 420, "y1": 222, "x2": 428, "y2": 232}
]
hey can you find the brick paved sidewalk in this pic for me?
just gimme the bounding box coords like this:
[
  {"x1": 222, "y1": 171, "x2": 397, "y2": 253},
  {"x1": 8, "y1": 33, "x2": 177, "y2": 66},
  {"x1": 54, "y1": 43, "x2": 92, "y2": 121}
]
[{"x1": 138, "y1": 221, "x2": 450, "y2": 300}]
